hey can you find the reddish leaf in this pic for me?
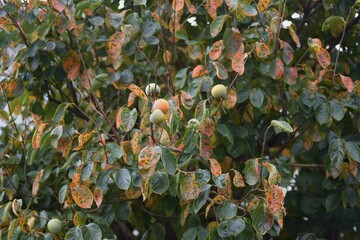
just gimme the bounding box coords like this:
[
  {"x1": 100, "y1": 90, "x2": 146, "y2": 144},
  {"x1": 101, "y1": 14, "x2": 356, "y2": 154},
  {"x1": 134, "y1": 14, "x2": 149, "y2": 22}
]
[
  {"x1": 207, "y1": 0, "x2": 223, "y2": 19},
  {"x1": 180, "y1": 173, "x2": 201, "y2": 200},
  {"x1": 192, "y1": 65, "x2": 208, "y2": 78},
  {"x1": 56, "y1": 137, "x2": 72, "y2": 158},
  {"x1": 126, "y1": 83, "x2": 148, "y2": 101},
  {"x1": 209, "y1": 158, "x2": 222, "y2": 177},
  {"x1": 340, "y1": 74, "x2": 353, "y2": 92},
  {"x1": 269, "y1": 58, "x2": 284, "y2": 80},
  {"x1": 172, "y1": 0, "x2": 184, "y2": 11},
  {"x1": 232, "y1": 169, "x2": 245, "y2": 188},
  {"x1": 200, "y1": 118, "x2": 216, "y2": 137},
  {"x1": 316, "y1": 47, "x2": 331, "y2": 69},
  {"x1": 93, "y1": 188, "x2": 103, "y2": 208},
  {"x1": 180, "y1": 91, "x2": 194, "y2": 110},
  {"x1": 51, "y1": 0, "x2": 65, "y2": 12},
  {"x1": 107, "y1": 32, "x2": 126, "y2": 63},
  {"x1": 232, "y1": 51, "x2": 247, "y2": 75},
  {"x1": 255, "y1": 42, "x2": 270, "y2": 58},
  {"x1": 200, "y1": 134, "x2": 213, "y2": 159},
  {"x1": 71, "y1": 172, "x2": 81, "y2": 188},
  {"x1": 138, "y1": 146, "x2": 162, "y2": 169},
  {"x1": 185, "y1": 0, "x2": 196, "y2": 14},
  {"x1": 81, "y1": 68, "x2": 95, "y2": 90},
  {"x1": 32, "y1": 169, "x2": 44, "y2": 197},
  {"x1": 209, "y1": 40, "x2": 224, "y2": 60},
  {"x1": 281, "y1": 41, "x2": 294, "y2": 65},
  {"x1": 284, "y1": 67, "x2": 298, "y2": 85},
  {"x1": 74, "y1": 132, "x2": 92, "y2": 151},
  {"x1": 32, "y1": 123, "x2": 47, "y2": 150},
  {"x1": 63, "y1": 50, "x2": 81, "y2": 80},
  {"x1": 258, "y1": 0, "x2": 270, "y2": 12},
  {"x1": 222, "y1": 89, "x2": 237, "y2": 109},
  {"x1": 71, "y1": 185, "x2": 94, "y2": 209},
  {"x1": 265, "y1": 184, "x2": 285, "y2": 228}
]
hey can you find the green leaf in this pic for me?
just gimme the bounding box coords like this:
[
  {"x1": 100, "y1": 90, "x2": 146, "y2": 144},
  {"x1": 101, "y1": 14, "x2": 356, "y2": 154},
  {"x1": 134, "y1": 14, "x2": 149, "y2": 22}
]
[
  {"x1": 150, "y1": 172, "x2": 169, "y2": 194},
  {"x1": 161, "y1": 147, "x2": 177, "y2": 175},
  {"x1": 211, "y1": 61, "x2": 228, "y2": 80},
  {"x1": 328, "y1": 139, "x2": 345, "y2": 169},
  {"x1": 192, "y1": 184, "x2": 211, "y2": 214},
  {"x1": 117, "y1": 107, "x2": 137, "y2": 132},
  {"x1": 195, "y1": 169, "x2": 211, "y2": 184},
  {"x1": 270, "y1": 120, "x2": 293, "y2": 133},
  {"x1": 325, "y1": 192, "x2": 341, "y2": 212},
  {"x1": 0, "y1": 31, "x2": 10, "y2": 48},
  {"x1": 106, "y1": 142, "x2": 122, "y2": 164},
  {"x1": 217, "y1": 217, "x2": 245, "y2": 238},
  {"x1": 58, "y1": 184, "x2": 68, "y2": 204},
  {"x1": 183, "y1": 129, "x2": 199, "y2": 153},
  {"x1": 89, "y1": 16, "x2": 104, "y2": 26},
  {"x1": 50, "y1": 125, "x2": 63, "y2": 148},
  {"x1": 330, "y1": 100, "x2": 345, "y2": 121},
  {"x1": 241, "y1": 4, "x2": 258, "y2": 16},
  {"x1": 81, "y1": 223, "x2": 102, "y2": 240},
  {"x1": 182, "y1": 227, "x2": 198, "y2": 240},
  {"x1": 243, "y1": 159, "x2": 259, "y2": 186},
  {"x1": 175, "y1": 67, "x2": 188, "y2": 90},
  {"x1": 65, "y1": 227, "x2": 83, "y2": 240},
  {"x1": 215, "y1": 202, "x2": 237, "y2": 221},
  {"x1": 114, "y1": 169, "x2": 131, "y2": 190},
  {"x1": 210, "y1": 15, "x2": 229, "y2": 37},
  {"x1": 217, "y1": 123, "x2": 234, "y2": 144},
  {"x1": 315, "y1": 102, "x2": 331, "y2": 125},
  {"x1": 134, "y1": 0, "x2": 147, "y2": 6},
  {"x1": 53, "y1": 103, "x2": 71, "y2": 123},
  {"x1": 250, "y1": 89, "x2": 264, "y2": 108},
  {"x1": 322, "y1": 16, "x2": 345, "y2": 36},
  {"x1": 345, "y1": 142, "x2": 360, "y2": 163},
  {"x1": 251, "y1": 203, "x2": 273, "y2": 235}
]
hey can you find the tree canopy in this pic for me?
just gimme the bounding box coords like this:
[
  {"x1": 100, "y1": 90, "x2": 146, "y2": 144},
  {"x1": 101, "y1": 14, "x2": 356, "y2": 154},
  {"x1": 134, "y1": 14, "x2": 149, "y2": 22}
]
[{"x1": 0, "y1": 0, "x2": 359, "y2": 239}]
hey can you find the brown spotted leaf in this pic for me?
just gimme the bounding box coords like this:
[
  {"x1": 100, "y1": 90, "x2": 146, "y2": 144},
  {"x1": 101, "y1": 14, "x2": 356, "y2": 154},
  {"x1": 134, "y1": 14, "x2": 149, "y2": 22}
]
[
  {"x1": 281, "y1": 41, "x2": 294, "y2": 65},
  {"x1": 74, "y1": 132, "x2": 92, "y2": 151},
  {"x1": 63, "y1": 50, "x2": 81, "y2": 80},
  {"x1": 205, "y1": 195, "x2": 226, "y2": 218},
  {"x1": 209, "y1": 40, "x2": 224, "y2": 60},
  {"x1": 180, "y1": 91, "x2": 194, "y2": 110},
  {"x1": 263, "y1": 162, "x2": 281, "y2": 185},
  {"x1": 32, "y1": 169, "x2": 44, "y2": 197},
  {"x1": 107, "y1": 32, "x2": 126, "y2": 63},
  {"x1": 288, "y1": 25, "x2": 300, "y2": 48},
  {"x1": 255, "y1": 42, "x2": 270, "y2": 58},
  {"x1": 200, "y1": 134, "x2": 213, "y2": 159},
  {"x1": 180, "y1": 173, "x2": 201, "y2": 200},
  {"x1": 200, "y1": 118, "x2": 216, "y2": 137},
  {"x1": 284, "y1": 67, "x2": 298, "y2": 85},
  {"x1": 138, "y1": 146, "x2": 162, "y2": 169},
  {"x1": 217, "y1": 173, "x2": 232, "y2": 199},
  {"x1": 222, "y1": 89, "x2": 237, "y2": 109},
  {"x1": 232, "y1": 51, "x2": 247, "y2": 75},
  {"x1": 316, "y1": 47, "x2": 331, "y2": 69},
  {"x1": 207, "y1": 0, "x2": 223, "y2": 19},
  {"x1": 126, "y1": 83, "x2": 148, "y2": 101},
  {"x1": 265, "y1": 184, "x2": 285, "y2": 228},
  {"x1": 340, "y1": 74, "x2": 353, "y2": 92},
  {"x1": 51, "y1": 0, "x2": 65, "y2": 12},
  {"x1": 32, "y1": 123, "x2": 47, "y2": 150},
  {"x1": 192, "y1": 65, "x2": 208, "y2": 78},
  {"x1": 209, "y1": 158, "x2": 222, "y2": 177},
  {"x1": 81, "y1": 68, "x2": 95, "y2": 90},
  {"x1": 93, "y1": 188, "x2": 103, "y2": 208},
  {"x1": 258, "y1": 0, "x2": 270, "y2": 12},
  {"x1": 232, "y1": 169, "x2": 245, "y2": 188},
  {"x1": 71, "y1": 185, "x2": 94, "y2": 209},
  {"x1": 56, "y1": 137, "x2": 72, "y2": 158}
]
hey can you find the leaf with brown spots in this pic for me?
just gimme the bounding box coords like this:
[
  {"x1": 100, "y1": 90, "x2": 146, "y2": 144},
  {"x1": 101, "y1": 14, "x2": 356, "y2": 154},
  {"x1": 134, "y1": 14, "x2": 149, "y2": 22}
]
[
  {"x1": 200, "y1": 134, "x2": 213, "y2": 159},
  {"x1": 32, "y1": 123, "x2": 47, "y2": 150},
  {"x1": 107, "y1": 32, "x2": 126, "y2": 63},
  {"x1": 209, "y1": 40, "x2": 224, "y2": 60},
  {"x1": 257, "y1": 0, "x2": 270, "y2": 12},
  {"x1": 232, "y1": 169, "x2": 245, "y2": 188},
  {"x1": 50, "y1": 0, "x2": 65, "y2": 12},
  {"x1": 81, "y1": 68, "x2": 95, "y2": 90},
  {"x1": 180, "y1": 173, "x2": 201, "y2": 200},
  {"x1": 265, "y1": 184, "x2": 286, "y2": 228},
  {"x1": 192, "y1": 65, "x2": 208, "y2": 78},
  {"x1": 130, "y1": 130, "x2": 149, "y2": 155},
  {"x1": 200, "y1": 118, "x2": 216, "y2": 137},
  {"x1": 222, "y1": 89, "x2": 237, "y2": 109},
  {"x1": 205, "y1": 195, "x2": 226, "y2": 218},
  {"x1": 232, "y1": 51, "x2": 247, "y2": 75},
  {"x1": 141, "y1": 178, "x2": 150, "y2": 201},
  {"x1": 32, "y1": 169, "x2": 44, "y2": 197},
  {"x1": 255, "y1": 42, "x2": 270, "y2": 58},
  {"x1": 180, "y1": 91, "x2": 194, "y2": 110},
  {"x1": 63, "y1": 50, "x2": 81, "y2": 80},
  {"x1": 138, "y1": 146, "x2": 162, "y2": 169},
  {"x1": 74, "y1": 132, "x2": 92, "y2": 151},
  {"x1": 56, "y1": 137, "x2": 72, "y2": 158},
  {"x1": 209, "y1": 158, "x2": 222, "y2": 177},
  {"x1": 315, "y1": 47, "x2": 331, "y2": 69},
  {"x1": 93, "y1": 187, "x2": 103, "y2": 208},
  {"x1": 71, "y1": 171, "x2": 81, "y2": 188},
  {"x1": 185, "y1": 0, "x2": 196, "y2": 13},
  {"x1": 284, "y1": 67, "x2": 298, "y2": 85},
  {"x1": 71, "y1": 185, "x2": 94, "y2": 209},
  {"x1": 263, "y1": 162, "x2": 281, "y2": 185},
  {"x1": 126, "y1": 83, "x2": 148, "y2": 101},
  {"x1": 340, "y1": 75, "x2": 353, "y2": 92}
]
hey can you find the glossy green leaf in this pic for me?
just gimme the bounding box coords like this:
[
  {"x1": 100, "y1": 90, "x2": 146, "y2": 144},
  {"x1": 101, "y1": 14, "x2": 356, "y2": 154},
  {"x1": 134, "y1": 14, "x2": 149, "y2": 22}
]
[
  {"x1": 210, "y1": 15, "x2": 229, "y2": 37},
  {"x1": 114, "y1": 169, "x2": 132, "y2": 190},
  {"x1": 150, "y1": 172, "x2": 169, "y2": 194}
]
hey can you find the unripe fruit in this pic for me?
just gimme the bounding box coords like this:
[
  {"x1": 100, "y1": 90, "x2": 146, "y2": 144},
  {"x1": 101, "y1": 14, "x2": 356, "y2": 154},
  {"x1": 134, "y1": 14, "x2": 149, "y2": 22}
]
[
  {"x1": 145, "y1": 83, "x2": 161, "y2": 96},
  {"x1": 150, "y1": 109, "x2": 165, "y2": 125},
  {"x1": 47, "y1": 219, "x2": 63, "y2": 235},
  {"x1": 211, "y1": 84, "x2": 227, "y2": 99},
  {"x1": 187, "y1": 118, "x2": 201, "y2": 130},
  {"x1": 153, "y1": 99, "x2": 170, "y2": 114}
]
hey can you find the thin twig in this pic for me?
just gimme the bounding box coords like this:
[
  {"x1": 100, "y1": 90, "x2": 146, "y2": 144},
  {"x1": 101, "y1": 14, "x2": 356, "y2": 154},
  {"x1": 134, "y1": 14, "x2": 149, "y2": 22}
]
[{"x1": 288, "y1": 163, "x2": 325, "y2": 168}]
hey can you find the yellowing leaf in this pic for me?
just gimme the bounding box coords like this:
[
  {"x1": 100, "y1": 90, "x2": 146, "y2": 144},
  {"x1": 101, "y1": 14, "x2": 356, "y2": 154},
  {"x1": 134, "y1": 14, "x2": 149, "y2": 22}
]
[
  {"x1": 263, "y1": 162, "x2": 281, "y2": 185},
  {"x1": 288, "y1": 25, "x2": 300, "y2": 48},
  {"x1": 107, "y1": 32, "x2": 126, "y2": 63},
  {"x1": 232, "y1": 52, "x2": 247, "y2": 75},
  {"x1": 205, "y1": 195, "x2": 226, "y2": 218},
  {"x1": 258, "y1": 0, "x2": 270, "y2": 12},
  {"x1": 180, "y1": 91, "x2": 194, "y2": 110},
  {"x1": 93, "y1": 188, "x2": 103, "y2": 208},
  {"x1": 222, "y1": 88, "x2": 237, "y2": 109},
  {"x1": 200, "y1": 134, "x2": 213, "y2": 159},
  {"x1": 138, "y1": 146, "x2": 162, "y2": 169},
  {"x1": 211, "y1": 61, "x2": 228, "y2": 80},
  {"x1": 265, "y1": 184, "x2": 286, "y2": 228},
  {"x1": 71, "y1": 185, "x2": 94, "y2": 209},
  {"x1": 340, "y1": 74, "x2": 353, "y2": 92},
  {"x1": 56, "y1": 137, "x2": 72, "y2": 158},
  {"x1": 315, "y1": 47, "x2": 331, "y2": 69},
  {"x1": 63, "y1": 50, "x2": 81, "y2": 80},
  {"x1": 74, "y1": 132, "x2": 92, "y2": 151},
  {"x1": 126, "y1": 83, "x2": 148, "y2": 101},
  {"x1": 232, "y1": 169, "x2": 245, "y2": 188},
  {"x1": 255, "y1": 42, "x2": 270, "y2": 58},
  {"x1": 32, "y1": 123, "x2": 47, "y2": 150},
  {"x1": 217, "y1": 173, "x2": 232, "y2": 199},
  {"x1": 180, "y1": 173, "x2": 201, "y2": 200},
  {"x1": 81, "y1": 68, "x2": 95, "y2": 90},
  {"x1": 209, "y1": 158, "x2": 222, "y2": 177},
  {"x1": 209, "y1": 40, "x2": 224, "y2": 60},
  {"x1": 32, "y1": 169, "x2": 44, "y2": 197}
]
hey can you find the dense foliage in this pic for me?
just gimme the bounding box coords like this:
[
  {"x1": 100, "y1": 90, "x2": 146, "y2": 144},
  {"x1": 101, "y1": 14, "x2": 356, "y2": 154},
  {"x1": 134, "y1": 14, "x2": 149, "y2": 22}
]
[{"x1": 0, "y1": 0, "x2": 359, "y2": 239}]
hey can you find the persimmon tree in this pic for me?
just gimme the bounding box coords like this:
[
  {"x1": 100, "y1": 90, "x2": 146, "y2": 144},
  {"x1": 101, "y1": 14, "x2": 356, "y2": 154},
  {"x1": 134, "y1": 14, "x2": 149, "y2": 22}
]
[{"x1": 0, "y1": 0, "x2": 359, "y2": 239}]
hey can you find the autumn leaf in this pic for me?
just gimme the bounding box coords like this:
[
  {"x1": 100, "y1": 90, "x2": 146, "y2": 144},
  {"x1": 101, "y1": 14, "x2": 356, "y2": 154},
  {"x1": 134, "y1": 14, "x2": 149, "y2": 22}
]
[
  {"x1": 50, "y1": 0, "x2": 65, "y2": 12},
  {"x1": 172, "y1": 0, "x2": 185, "y2": 11},
  {"x1": 255, "y1": 42, "x2": 270, "y2": 58},
  {"x1": 209, "y1": 158, "x2": 222, "y2": 177},
  {"x1": 81, "y1": 68, "x2": 95, "y2": 90},
  {"x1": 74, "y1": 132, "x2": 92, "y2": 151},
  {"x1": 340, "y1": 74, "x2": 353, "y2": 92},
  {"x1": 107, "y1": 32, "x2": 126, "y2": 63},
  {"x1": 211, "y1": 61, "x2": 228, "y2": 80},
  {"x1": 207, "y1": 0, "x2": 224, "y2": 19},
  {"x1": 192, "y1": 65, "x2": 208, "y2": 78},
  {"x1": 32, "y1": 123, "x2": 47, "y2": 150},
  {"x1": 180, "y1": 173, "x2": 201, "y2": 200},
  {"x1": 222, "y1": 89, "x2": 237, "y2": 109},
  {"x1": 265, "y1": 184, "x2": 286, "y2": 228},
  {"x1": 71, "y1": 185, "x2": 94, "y2": 209},
  {"x1": 126, "y1": 83, "x2": 148, "y2": 101},
  {"x1": 180, "y1": 91, "x2": 194, "y2": 110},
  {"x1": 258, "y1": 0, "x2": 270, "y2": 12},
  {"x1": 315, "y1": 47, "x2": 331, "y2": 69},
  {"x1": 93, "y1": 188, "x2": 103, "y2": 208},
  {"x1": 232, "y1": 51, "x2": 248, "y2": 75},
  {"x1": 209, "y1": 40, "x2": 224, "y2": 60},
  {"x1": 63, "y1": 50, "x2": 81, "y2": 80},
  {"x1": 138, "y1": 146, "x2": 162, "y2": 169},
  {"x1": 232, "y1": 169, "x2": 245, "y2": 188},
  {"x1": 32, "y1": 169, "x2": 44, "y2": 197}
]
